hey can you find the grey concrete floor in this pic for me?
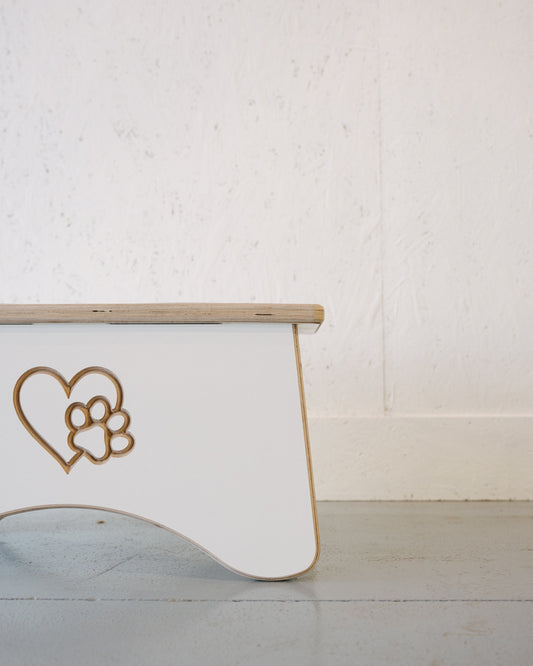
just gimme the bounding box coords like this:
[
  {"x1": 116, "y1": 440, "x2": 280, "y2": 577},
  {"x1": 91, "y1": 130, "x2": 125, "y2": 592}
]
[{"x1": 1, "y1": 502, "x2": 532, "y2": 665}]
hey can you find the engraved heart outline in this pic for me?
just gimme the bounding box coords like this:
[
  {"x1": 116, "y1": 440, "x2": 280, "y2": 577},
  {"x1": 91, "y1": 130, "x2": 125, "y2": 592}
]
[{"x1": 13, "y1": 366, "x2": 131, "y2": 474}]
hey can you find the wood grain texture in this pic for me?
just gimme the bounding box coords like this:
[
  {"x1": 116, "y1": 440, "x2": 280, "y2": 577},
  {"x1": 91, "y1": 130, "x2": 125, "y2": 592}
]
[{"x1": 0, "y1": 303, "x2": 324, "y2": 331}]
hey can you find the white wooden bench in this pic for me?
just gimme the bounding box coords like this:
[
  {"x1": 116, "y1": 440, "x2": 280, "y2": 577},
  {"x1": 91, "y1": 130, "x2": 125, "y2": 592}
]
[{"x1": 0, "y1": 303, "x2": 324, "y2": 580}]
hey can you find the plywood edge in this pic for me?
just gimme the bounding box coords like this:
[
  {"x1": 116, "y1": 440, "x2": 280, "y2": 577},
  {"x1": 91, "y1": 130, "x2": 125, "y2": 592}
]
[
  {"x1": 0, "y1": 303, "x2": 324, "y2": 331},
  {"x1": 292, "y1": 324, "x2": 321, "y2": 575}
]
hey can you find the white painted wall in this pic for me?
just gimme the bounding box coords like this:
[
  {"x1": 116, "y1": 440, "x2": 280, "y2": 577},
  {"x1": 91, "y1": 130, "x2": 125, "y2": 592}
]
[{"x1": 1, "y1": 1, "x2": 532, "y2": 499}]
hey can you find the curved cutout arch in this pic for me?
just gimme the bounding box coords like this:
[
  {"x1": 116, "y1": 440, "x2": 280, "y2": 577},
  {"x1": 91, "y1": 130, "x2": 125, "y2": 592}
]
[{"x1": 0, "y1": 503, "x2": 319, "y2": 581}]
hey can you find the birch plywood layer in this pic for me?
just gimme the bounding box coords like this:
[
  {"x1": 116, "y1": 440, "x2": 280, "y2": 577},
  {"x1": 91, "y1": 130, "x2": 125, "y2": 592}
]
[
  {"x1": 0, "y1": 303, "x2": 324, "y2": 332},
  {"x1": 0, "y1": 305, "x2": 324, "y2": 580}
]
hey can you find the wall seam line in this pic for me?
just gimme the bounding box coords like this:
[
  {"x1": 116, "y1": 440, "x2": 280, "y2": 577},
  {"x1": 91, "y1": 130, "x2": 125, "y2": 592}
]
[{"x1": 376, "y1": 0, "x2": 388, "y2": 416}]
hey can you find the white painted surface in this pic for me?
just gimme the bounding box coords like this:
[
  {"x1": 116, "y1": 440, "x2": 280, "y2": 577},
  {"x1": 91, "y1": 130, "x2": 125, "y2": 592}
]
[
  {"x1": 380, "y1": 0, "x2": 533, "y2": 415},
  {"x1": 310, "y1": 416, "x2": 533, "y2": 500},
  {"x1": 0, "y1": 323, "x2": 318, "y2": 579},
  {"x1": 1, "y1": 1, "x2": 532, "y2": 498}
]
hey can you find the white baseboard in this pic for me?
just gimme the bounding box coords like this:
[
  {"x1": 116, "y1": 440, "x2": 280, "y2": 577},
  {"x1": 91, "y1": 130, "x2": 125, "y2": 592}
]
[{"x1": 308, "y1": 416, "x2": 533, "y2": 500}]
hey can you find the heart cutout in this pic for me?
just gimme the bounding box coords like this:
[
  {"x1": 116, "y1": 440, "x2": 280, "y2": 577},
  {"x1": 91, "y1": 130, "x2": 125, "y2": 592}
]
[{"x1": 13, "y1": 366, "x2": 134, "y2": 474}]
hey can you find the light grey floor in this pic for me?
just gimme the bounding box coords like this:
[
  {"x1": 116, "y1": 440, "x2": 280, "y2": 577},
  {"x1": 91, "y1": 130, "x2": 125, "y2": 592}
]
[{"x1": 1, "y1": 502, "x2": 532, "y2": 665}]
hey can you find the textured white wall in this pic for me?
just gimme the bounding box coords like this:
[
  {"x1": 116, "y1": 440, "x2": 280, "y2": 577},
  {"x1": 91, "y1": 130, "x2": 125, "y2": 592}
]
[{"x1": 1, "y1": 1, "x2": 532, "y2": 499}]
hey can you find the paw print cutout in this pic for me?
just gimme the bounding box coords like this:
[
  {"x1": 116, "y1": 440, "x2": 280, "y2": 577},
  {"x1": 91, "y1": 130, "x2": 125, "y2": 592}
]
[{"x1": 65, "y1": 395, "x2": 134, "y2": 465}]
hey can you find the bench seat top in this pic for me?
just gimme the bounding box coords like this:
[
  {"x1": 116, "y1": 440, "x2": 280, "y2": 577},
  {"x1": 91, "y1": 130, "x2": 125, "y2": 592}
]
[{"x1": 0, "y1": 303, "x2": 324, "y2": 332}]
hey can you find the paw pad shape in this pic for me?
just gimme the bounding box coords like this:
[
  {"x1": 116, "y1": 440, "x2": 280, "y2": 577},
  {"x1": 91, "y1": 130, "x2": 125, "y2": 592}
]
[{"x1": 65, "y1": 395, "x2": 134, "y2": 464}]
